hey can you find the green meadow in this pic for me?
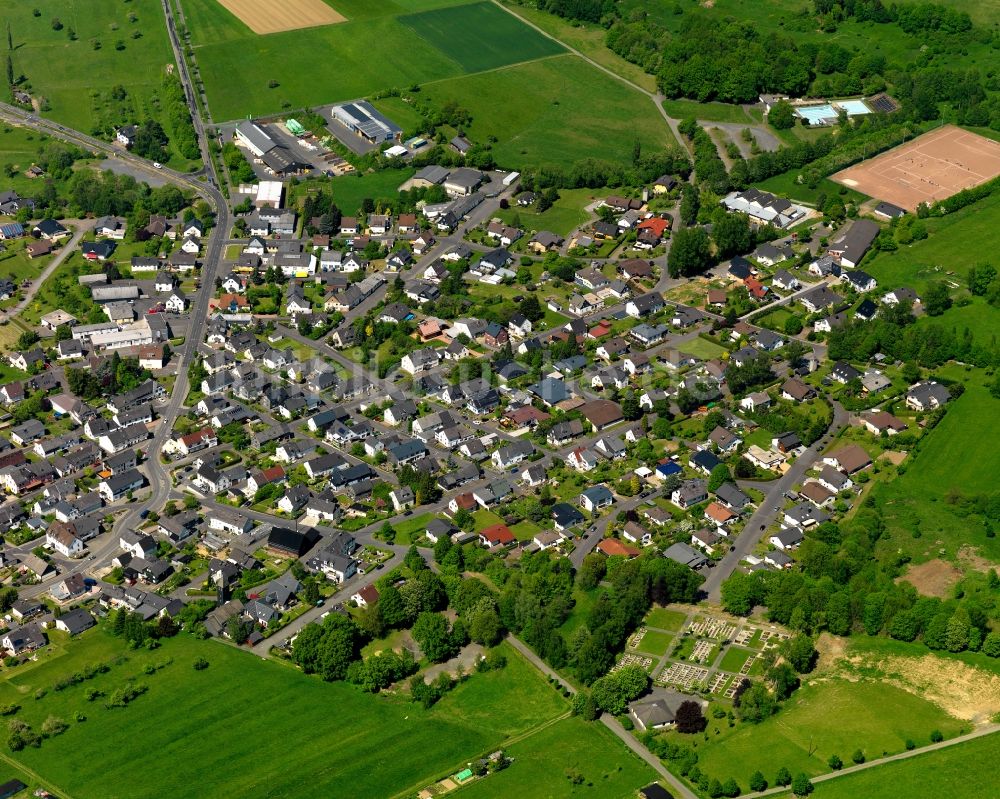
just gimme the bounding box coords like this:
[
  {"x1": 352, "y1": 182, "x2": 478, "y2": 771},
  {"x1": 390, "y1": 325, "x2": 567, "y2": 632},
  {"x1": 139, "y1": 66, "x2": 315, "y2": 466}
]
[{"x1": 1, "y1": 629, "x2": 573, "y2": 799}]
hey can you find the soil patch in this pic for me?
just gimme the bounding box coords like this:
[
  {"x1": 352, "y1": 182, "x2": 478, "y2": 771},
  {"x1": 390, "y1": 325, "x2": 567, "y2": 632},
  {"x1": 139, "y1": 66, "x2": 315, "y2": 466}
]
[{"x1": 897, "y1": 558, "x2": 963, "y2": 598}]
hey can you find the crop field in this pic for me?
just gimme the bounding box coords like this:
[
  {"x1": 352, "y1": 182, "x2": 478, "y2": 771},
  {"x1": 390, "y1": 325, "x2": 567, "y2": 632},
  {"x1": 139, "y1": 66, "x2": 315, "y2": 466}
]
[
  {"x1": 874, "y1": 370, "x2": 1000, "y2": 567},
  {"x1": 215, "y1": 0, "x2": 345, "y2": 34},
  {"x1": 420, "y1": 55, "x2": 674, "y2": 170},
  {"x1": 0, "y1": 0, "x2": 197, "y2": 166},
  {"x1": 1, "y1": 630, "x2": 571, "y2": 799},
  {"x1": 400, "y1": 3, "x2": 564, "y2": 73},
  {"x1": 455, "y1": 716, "x2": 658, "y2": 798},
  {"x1": 832, "y1": 126, "x2": 1000, "y2": 212},
  {"x1": 181, "y1": 0, "x2": 563, "y2": 122}
]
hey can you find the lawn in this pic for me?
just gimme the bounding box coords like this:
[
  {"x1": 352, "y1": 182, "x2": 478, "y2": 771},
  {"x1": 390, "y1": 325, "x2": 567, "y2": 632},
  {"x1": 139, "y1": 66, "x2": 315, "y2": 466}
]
[
  {"x1": 303, "y1": 168, "x2": 415, "y2": 217},
  {"x1": 717, "y1": 645, "x2": 760, "y2": 674},
  {"x1": 782, "y1": 733, "x2": 1000, "y2": 799},
  {"x1": 420, "y1": 54, "x2": 675, "y2": 171},
  {"x1": 370, "y1": 96, "x2": 428, "y2": 139},
  {"x1": 392, "y1": 512, "x2": 434, "y2": 543},
  {"x1": 2, "y1": 629, "x2": 571, "y2": 799},
  {"x1": 454, "y1": 716, "x2": 658, "y2": 798},
  {"x1": 755, "y1": 171, "x2": 867, "y2": 207},
  {"x1": 684, "y1": 679, "x2": 965, "y2": 789},
  {"x1": 561, "y1": 586, "x2": 602, "y2": 637},
  {"x1": 0, "y1": 124, "x2": 55, "y2": 199},
  {"x1": 400, "y1": 3, "x2": 564, "y2": 73},
  {"x1": 472, "y1": 508, "x2": 505, "y2": 531},
  {"x1": 2, "y1": 0, "x2": 198, "y2": 168},
  {"x1": 874, "y1": 370, "x2": 1000, "y2": 567},
  {"x1": 634, "y1": 630, "x2": 673, "y2": 657},
  {"x1": 661, "y1": 99, "x2": 757, "y2": 125},
  {"x1": 677, "y1": 336, "x2": 728, "y2": 361},
  {"x1": 497, "y1": 187, "x2": 597, "y2": 237},
  {"x1": 181, "y1": 0, "x2": 562, "y2": 122},
  {"x1": 646, "y1": 607, "x2": 688, "y2": 632},
  {"x1": 510, "y1": 520, "x2": 543, "y2": 541}
]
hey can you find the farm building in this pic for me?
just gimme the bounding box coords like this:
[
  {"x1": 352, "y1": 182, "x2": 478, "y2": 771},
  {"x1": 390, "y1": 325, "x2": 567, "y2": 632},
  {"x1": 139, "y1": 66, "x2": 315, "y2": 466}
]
[{"x1": 330, "y1": 101, "x2": 402, "y2": 143}]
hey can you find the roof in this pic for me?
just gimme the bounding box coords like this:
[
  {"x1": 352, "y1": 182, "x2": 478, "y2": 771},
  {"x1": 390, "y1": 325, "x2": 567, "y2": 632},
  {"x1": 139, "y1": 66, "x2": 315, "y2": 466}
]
[{"x1": 578, "y1": 399, "x2": 624, "y2": 428}]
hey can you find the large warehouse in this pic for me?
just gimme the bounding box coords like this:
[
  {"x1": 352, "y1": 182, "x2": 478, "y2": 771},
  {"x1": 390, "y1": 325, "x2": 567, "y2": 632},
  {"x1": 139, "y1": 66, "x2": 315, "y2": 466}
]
[{"x1": 330, "y1": 101, "x2": 403, "y2": 143}]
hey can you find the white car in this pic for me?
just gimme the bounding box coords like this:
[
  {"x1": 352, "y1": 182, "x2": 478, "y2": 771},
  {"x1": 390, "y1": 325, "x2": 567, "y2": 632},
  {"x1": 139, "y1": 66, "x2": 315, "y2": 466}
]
[{"x1": 153, "y1": 162, "x2": 162, "y2": 169}]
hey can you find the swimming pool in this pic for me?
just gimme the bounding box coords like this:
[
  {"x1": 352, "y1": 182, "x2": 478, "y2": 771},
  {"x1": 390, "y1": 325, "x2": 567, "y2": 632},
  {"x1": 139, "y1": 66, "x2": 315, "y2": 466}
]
[
  {"x1": 795, "y1": 99, "x2": 872, "y2": 124},
  {"x1": 796, "y1": 104, "x2": 838, "y2": 124},
  {"x1": 838, "y1": 99, "x2": 872, "y2": 115}
]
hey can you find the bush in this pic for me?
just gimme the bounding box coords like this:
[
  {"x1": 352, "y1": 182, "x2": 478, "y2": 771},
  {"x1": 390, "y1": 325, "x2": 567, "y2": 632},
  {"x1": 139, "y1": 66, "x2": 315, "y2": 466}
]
[
  {"x1": 193, "y1": 657, "x2": 209, "y2": 671},
  {"x1": 930, "y1": 729, "x2": 944, "y2": 742},
  {"x1": 851, "y1": 748, "x2": 865, "y2": 764},
  {"x1": 828, "y1": 754, "x2": 842, "y2": 770},
  {"x1": 41, "y1": 716, "x2": 68, "y2": 737}
]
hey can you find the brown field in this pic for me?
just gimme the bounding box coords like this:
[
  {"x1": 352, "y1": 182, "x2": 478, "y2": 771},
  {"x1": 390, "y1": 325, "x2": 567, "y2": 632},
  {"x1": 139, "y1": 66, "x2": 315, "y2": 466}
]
[
  {"x1": 897, "y1": 558, "x2": 962, "y2": 598},
  {"x1": 832, "y1": 125, "x2": 1000, "y2": 211},
  {"x1": 215, "y1": 0, "x2": 346, "y2": 34}
]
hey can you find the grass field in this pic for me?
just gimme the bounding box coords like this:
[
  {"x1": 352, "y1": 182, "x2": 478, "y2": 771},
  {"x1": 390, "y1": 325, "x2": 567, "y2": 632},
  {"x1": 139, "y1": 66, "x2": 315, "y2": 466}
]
[
  {"x1": 182, "y1": 0, "x2": 562, "y2": 121},
  {"x1": 497, "y1": 187, "x2": 597, "y2": 236},
  {"x1": 783, "y1": 733, "x2": 1000, "y2": 799},
  {"x1": 677, "y1": 336, "x2": 728, "y2": 361},
  {"x1": 455, "y1": 716, "x2": 658, "y2": 798},
  {"x1": 2, "y1": 629, "x2": 574, "y2": 798},
  {"x1": 755, "y1": 171, "x2": 868, "y2": 207},
  {"x1": 421, "y1": 55, "x2": 674, "y2": 170},
  {"x1": 497, "y1": 1, "x2": 658, "y2": 93},
  {"x1": 646, "y1": 607, "x2": 688, "y2": 632},
  {"x1": 634, "y1": 630, "x2": 673, "y2": 657},
  {"x1": 0, "y1": 125, "x2": 53, "y2": 199},
  {"x1": 875, "y1": 369, "x2": 1000, "y2": 567},
  {"x1": 2, "y1": 0, "x2": 198, "y2": 168},
  {"x1": 687, "y1": 679, "x2": 965, "y2": 788},
  {"x1": 661, "y1": 99, "x2": 757, "y2": 125},
  {"x1": 717, "y1": 646, "x2": 760, "y2": 674},
  {"x1": 400, "y1": 3, "x2": 563, "y2": 73},
  {"x1": 291, "y1": 168, "x2": 415, "y2": 217}
]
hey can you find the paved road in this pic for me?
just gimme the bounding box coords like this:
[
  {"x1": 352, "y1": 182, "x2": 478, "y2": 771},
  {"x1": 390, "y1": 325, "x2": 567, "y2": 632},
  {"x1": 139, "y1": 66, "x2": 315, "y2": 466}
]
[
  {"x1": 701, "y1": 401, "x2": 849, "y2": 601},
  {"x1": 0, "y1": 219, "x2": 94, "y2": 322}
]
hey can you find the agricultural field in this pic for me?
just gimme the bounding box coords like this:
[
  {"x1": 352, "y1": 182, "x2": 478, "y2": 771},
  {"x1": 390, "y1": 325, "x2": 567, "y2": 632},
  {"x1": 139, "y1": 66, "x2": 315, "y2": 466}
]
[
  {"x1": 497, "y1": 1, "x2": 658, "y2": 93},
  {"x1": 456, "y1": 716, "x2": 659, "y2": 798},
  {"x1": 419, "y1": 55, "x2": 674, "y2": 171},
  {"x1": 874, "y1": 368, "x2": 1000, "y2": 568},
  {"x1": 399, "y1": 3, "x2": 564, "y2": 74},
  {"x1": 782, "y1": 732, "x2": 1000, "y2": 799},
  {"x1": 0, "y1": 629, "x2": 578, "y2": 799},
  {"x1": 181, "y1": 0, "x2": 562, "y2": 122},
  {"x1": 1, "y1": 0, "x2": 198, "y2": 168}
]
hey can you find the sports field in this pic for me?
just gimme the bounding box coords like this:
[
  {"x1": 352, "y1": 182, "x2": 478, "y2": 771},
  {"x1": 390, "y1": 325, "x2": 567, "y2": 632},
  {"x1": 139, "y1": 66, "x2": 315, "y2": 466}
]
[
  {"x1": 215, "y1": 0, "x2": 345, "y2": 33},
  {"x1": 181, "y1": 0, "x2": 563, "y2": 121},
  {"x1": 832, "y1": 126, "x2": 1000, "y2": 211},
  {"x1": 2, "y1": 630, "x2": 574, "y2": 798}
]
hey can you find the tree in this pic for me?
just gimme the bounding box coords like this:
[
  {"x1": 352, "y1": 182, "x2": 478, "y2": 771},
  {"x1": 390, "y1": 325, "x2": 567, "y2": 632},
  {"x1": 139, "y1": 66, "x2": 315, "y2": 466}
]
[
  {"x1": 520, "y1": 294, "x2": 543, "y2": 322},
  {"x1": 721, "y1": 778, "x2": 741, "y2": 798},
  {"x1": 769, "y1": 100, "x2": 795, "y2": 129},
  {"x1": 775, "y1": 767, "x2": 792, "y2": 787},
  {"x1": 707, "y1": 463, "x2": 730, "y2": 492},
  {"x1": 15, "y1": 330, "x2": 39, "y2": 350},
  {"x1": 467, "y1": 599, "x2": 503, "y2": 646},
  {"x1": 781, "y1": 634, "x2": 817, "y2": 673},
  {"x1": 923, "y1": 281, "x2": 952, "y2": 316},
  {"x1": 721, "y1": 572, "x2": 765, "y2": 616},
  {"x1": 712, "y1": 208, "x2": 754, "y2": 259},
  {"x1": 735, "y1": 681, "x2": 775, "y2": 723},
  {"x1": 412, "y1": 612, "x2": 458, "y2": 663},
  {"x1": 668, "y1": 226, "x2": 713, "y2": 277},
  {"x1": 784, "y1": 315, "x2": 804, "y2": 335},
  {"x1": 828, "y1": 754, "x2": 843, "y2": 770},
  {"x1": 768, "y1": 662, "x2": 799, "y2": 700},
  {"x1": 590, "y1": 664, "x2": 649, "y2": 715},
  {"x1": 621, "y1": 391, "x2": 641, "y2": 421},
  {"x1": 674, "y1": 700, "x2": 706, "y2": 733},
  {"x1": 749, "y1": 770, "x2": 767, "y2": 792},
  {"x1": 851, "y1": 748, "x2": 865, "y2": 764},
  {"x1": 578, "y1": 553, "x2": 607, "y2": 590},
  {"x1": 791, "y1": 773, "x2": 813, "y2": 796},
  {"x1": 680, "y1": 184, "x2": 700, "y2": 226}
]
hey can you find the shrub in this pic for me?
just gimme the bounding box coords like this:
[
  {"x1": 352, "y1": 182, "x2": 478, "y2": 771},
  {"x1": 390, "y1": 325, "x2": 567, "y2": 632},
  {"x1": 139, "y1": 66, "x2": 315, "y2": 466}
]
[
  {"x1": 193, "y1": 657, "x2": 209, "y2": 671},
  {"x1": 41, "y1": 716, "x2": 68, "y2": 737},
  {"x1": 930, "y1": 729, "x2": 944, "y2": 742}
]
